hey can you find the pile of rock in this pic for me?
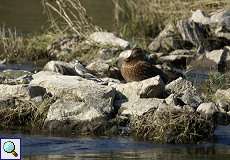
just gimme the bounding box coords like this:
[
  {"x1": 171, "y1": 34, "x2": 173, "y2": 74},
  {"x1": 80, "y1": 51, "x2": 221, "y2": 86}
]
[{"x1": 1, "y1": 9, "x2": 230, "y2": 143}]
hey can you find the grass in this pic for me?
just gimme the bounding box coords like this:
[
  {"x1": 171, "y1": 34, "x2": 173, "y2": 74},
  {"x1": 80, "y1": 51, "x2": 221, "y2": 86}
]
[
  {"x1": 0, "y1": 95, "x2": 57, "y2": 130},
  {"x1": 199, "y1": 72, "x2": 230, "y2": 102},
  {"x1": 42, "y1": 0, "x2": 100, "y2": 37},
  {"x1": 0, "y1": 27, "x2": 56, "y2": 64},
  {"x1": 132, "y1": 107, "x2": 214, "y2": 144},
  {"x1": 113, "y1": 0, "x2": 230, "y2": 49}
]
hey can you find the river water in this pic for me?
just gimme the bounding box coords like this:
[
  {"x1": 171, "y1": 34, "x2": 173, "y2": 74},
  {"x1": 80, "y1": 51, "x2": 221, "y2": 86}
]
[
  {"x1": 0, "y1": 0, "x2": 114, "y2": 33},
  {"x1": 0, "y1": 126, "x2": 229, "y2": 160}
]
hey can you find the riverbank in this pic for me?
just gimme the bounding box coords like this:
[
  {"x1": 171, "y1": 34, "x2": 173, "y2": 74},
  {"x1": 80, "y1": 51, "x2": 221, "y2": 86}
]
[{"x1": 0, "y1": 1, "x2": 230, "y2": 144}]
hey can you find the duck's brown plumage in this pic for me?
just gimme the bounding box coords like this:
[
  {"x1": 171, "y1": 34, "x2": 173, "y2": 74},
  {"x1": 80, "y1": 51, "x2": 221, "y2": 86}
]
[{"x1": 121, "y1": 48, "x2": 168, "y2": 82}]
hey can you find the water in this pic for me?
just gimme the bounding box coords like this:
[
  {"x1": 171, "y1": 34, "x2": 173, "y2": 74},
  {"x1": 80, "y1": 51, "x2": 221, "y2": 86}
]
[
  {"x1": 0, "y1": 126, "x2": 230, "y2": 160},
  {"x1": 0, "y1": 0, "x2": 114, "y2": 33}
]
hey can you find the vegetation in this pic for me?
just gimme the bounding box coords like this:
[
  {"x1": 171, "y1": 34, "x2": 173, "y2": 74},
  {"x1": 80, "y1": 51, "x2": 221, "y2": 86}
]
[
  {"x1": 113, "y1": 0, "x2": 230, "y2": 48},
  {"x1": 132, "y1": 107, "x2": 214, "y2": 144},
  {"x1": 0, "y1": 27, "x2": 55, "y2": 64},
  {"x1": 0, "y1": 95, "x2": 56, "y2": 130},
  {"x1": 199, "y1": 72, "x2": 230, "y2": 102}
]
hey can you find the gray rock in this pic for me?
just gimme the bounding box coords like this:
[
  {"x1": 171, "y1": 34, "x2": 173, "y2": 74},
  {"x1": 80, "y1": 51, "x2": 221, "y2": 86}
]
[
  {"x1": 188, "y1": 49, "x2": 226, "y2": 72},
  {"x1": 31, "y1": 71, "x2": 116, "y2": 115},
  {"x1": 166, "y1": 77, "x2": 203, "y2": 108},
  {"x1": 109, "y1": 76, "x2": 165, "y2": 116},
  {"x1": 110, "y1": 76, "x2": 165, "y2": 99},
  {"x1": 165, "y1": 77, "x2": 193, "y2": 94},
  {"x1": 190, "y1": 10, "x2": 211, "y2": 25},
  {"x1": 197, "y1": 102, "x2": 219, "y2": 116},
  {"x1": 119, "y1": 98, "x2": 164, "y2": 116},
  {"x1": 148, "y1": 24, "x2": 187, "y2": 52},
  {"x1": 86, "y1": 61, "x2": 110, "y2": 77},
  {"x1": 177, "y1": 19, "x2": 210, "y2": 53},
  {"x1": 210, "y1": 9, "x2": 230, "y2": 31},
  {"x1": 46, "y1": 99, "x2": 103, "y2": 122},
  {"x1": 88, "y1": 32, "x2": 130, "y2": 49},
  {"x1": 43, "y1": 61, "x2": 76, "y2": 75},
  {"x1": 96, "y1": 48, "x2": 120, "y2": 60},
  {"x1": 160, "y1": 54, "x2": 194, "y2": 62},
  {"x1": 0, "y1": 84, "x2": 46, "y2": 100}
]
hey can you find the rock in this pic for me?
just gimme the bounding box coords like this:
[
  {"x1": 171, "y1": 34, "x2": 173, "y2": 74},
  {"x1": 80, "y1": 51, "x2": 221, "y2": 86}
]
[
  {"x1": 165, "y1": 77, "x2": 193, "y2": 94},
  {"x1": 0, "y1": 84, "x2": 46, "y2": 100},
  {"x1": 31, "y1": 71, "x2": 117, "y2": 132},
  {"x1": 165, "y1": 77, "x2": 203, "y2": 108},
  {"x1": 188, "y1": 47, "x2": 230, "y2": 72},
  {"x1": 43, "y1": 60, "x2": 103, "y2": 83},
  {"x1": 46, "y1": 99, "x2": 103, "y2": 122},
  {"x1": 216, "y1": 98, "x2": 230, "y2": 113},
  {"x1": 96, "y1": 48, "x2": 120, "y2": 61},
  {"x1": 148, "y1": 24, "x2": 191, "y2": 52},
  {"x1": 86, "y1": 61, "x2": 110, "y2": 77},
  {"x1": 210, "y1": 9, "x2": 230, "y2": 31},
  {"x1": 190, "y1": 10, "x2": 211, "y2": 25},
  {"x1": 177, "y1": 20, "x2": 210, "y2": 53},
  {"x1": 31, "y1": 71, "x2": 116, "y2": 114},
  {"x1": 110, "y1": 76, "x2": 165, "y2": 99},
  {"x1": 197, "y1": 102, "x2": 219, "y2": 116},
  {"x1": 43, "y1": 61, "x2": 76, "y2": 75},
  {"x1": 88, "y1": 32, "x2": 130, "y2": 49},
  {"x1": 109, "y1": 76, "x2": 165, "y2": 116},
  {"x1": 119, "y1": 98, "x2": 164, "y2": 116}
]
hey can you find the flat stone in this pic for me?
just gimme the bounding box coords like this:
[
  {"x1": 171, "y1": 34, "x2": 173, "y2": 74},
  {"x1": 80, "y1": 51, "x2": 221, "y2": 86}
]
[{"x1": 88, "y1": 32, "x2": 130, "y2": 49}]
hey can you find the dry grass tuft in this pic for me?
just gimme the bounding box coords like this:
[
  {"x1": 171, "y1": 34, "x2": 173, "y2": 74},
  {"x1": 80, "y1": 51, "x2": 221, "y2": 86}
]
[
  {"x1": 0, "y1": 95, "x2": 56, "y2": 130},
  {"x1": 132, "y1": 107, "x2": 214, "y2": 144},
  {"x1": 42, "y1": 0, "x2": 100, "y2": 37}
]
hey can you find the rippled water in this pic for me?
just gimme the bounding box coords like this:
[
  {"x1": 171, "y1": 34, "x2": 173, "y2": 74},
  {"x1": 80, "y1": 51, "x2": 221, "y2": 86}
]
[
  {"x1": 0, "y1": 126, "x2": 230, "y2": 160},
  {"x1": 0, "y1": 0, "x2": 114, "y2": 33}
]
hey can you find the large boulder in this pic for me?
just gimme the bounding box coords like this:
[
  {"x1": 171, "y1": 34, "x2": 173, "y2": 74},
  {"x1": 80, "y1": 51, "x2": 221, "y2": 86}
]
[
  {"x1": 30, "y1": 71, "x2": 116, "y2": 130},
  {"x1": 88, "y1": 32, "x2": 130, "y2": 49}
]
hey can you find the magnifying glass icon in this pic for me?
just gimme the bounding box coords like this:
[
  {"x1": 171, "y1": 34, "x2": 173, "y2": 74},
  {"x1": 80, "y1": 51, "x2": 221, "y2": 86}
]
[{"x1": 3, "y1": 141, "x2": 18, "y2": 157}]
